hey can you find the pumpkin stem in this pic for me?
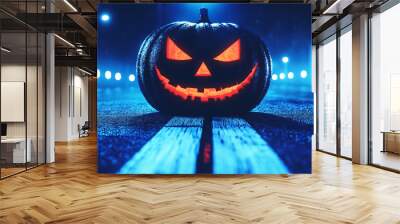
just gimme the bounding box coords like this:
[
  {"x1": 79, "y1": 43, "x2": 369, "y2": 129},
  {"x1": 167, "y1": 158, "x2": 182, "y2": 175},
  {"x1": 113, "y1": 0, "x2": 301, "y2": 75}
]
[{"x1": 199, "y1": 8, "x2": 210, "y2": 23}]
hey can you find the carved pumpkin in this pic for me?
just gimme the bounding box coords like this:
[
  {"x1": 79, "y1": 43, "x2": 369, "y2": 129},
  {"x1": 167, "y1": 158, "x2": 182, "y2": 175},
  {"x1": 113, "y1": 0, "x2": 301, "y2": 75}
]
[{"x1": 137, "y1": 8, "x2": 272, "y2": 115}]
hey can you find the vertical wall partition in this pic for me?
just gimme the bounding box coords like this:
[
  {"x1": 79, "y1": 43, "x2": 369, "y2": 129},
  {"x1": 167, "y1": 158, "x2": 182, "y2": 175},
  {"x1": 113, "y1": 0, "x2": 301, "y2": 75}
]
[
  {"x1": 0, "y1": 0, "x2": 47, "y2": 179},
  {"x1": 316, "y1": 25, "x2": 353, "y2": 159}
]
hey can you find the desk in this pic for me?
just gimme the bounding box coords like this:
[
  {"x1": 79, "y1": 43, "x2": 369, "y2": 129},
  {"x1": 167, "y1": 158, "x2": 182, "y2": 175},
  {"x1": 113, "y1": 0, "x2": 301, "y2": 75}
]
[
  {"x1": 382, "y1": 131, "x2": 400, "y2": 154},
  {"x1": 1, "y1": 138, "x2": 31, "y2": 163}
]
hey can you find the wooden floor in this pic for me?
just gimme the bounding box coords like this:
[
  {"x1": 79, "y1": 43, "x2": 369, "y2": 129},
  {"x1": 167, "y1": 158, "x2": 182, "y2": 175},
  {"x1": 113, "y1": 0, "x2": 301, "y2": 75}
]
[
  {"x1": 0, "y1": 167, "x2": 26, "y2": 178},
  {"x1": 1, "y1": 136, "x2": 400, "y2": 224},
  {"x1": 373, "y1": 150, "x2": 400, "y2": 171}
]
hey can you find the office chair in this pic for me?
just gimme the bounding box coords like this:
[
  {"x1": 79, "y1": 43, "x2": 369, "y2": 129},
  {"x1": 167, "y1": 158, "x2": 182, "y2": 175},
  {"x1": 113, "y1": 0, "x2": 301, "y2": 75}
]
[{"x1": 79, "y1": 121, "x2": 90, "y2": 138}]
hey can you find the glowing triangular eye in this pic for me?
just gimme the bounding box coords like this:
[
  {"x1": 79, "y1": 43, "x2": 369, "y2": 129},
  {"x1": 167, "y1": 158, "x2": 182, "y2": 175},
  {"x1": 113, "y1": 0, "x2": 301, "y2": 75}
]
[
  {"x1": 214, "y1": 39, "x2": 240, "y2": 62},
  {"x1": 166, "y1": 37, "x2": 192, "y2": 61}
]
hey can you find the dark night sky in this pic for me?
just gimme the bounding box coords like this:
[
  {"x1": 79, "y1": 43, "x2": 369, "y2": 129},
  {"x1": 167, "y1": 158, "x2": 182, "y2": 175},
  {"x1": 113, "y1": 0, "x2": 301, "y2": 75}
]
[{"x1": 98, "y1": 3, "x2": 311, "y2": 87}]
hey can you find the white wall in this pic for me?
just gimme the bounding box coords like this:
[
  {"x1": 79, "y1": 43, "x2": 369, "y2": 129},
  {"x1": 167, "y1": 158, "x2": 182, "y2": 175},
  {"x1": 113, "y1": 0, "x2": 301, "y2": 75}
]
[
  {"x1": 72, "y1": 73, "x2": 89, "y2": 138},
  {"x1": 1, "y1": 64, "x2": 41, "y2": 138},
  {"x1": 55, "y1": 66, "x2": 69, "y2": 141},
  {"x1": 54, "y1": 67, "x2": 89, "y2": 141},
  {"x1": 1, "y1": 65, "x2": 26, "y2": 139},
  {"x1": 1, "y1": 64, "x2": 25, "y2": 125},
  {"x1": 1, "y1": 63, "x2": 46, "y2": 164},
  {"x1": 1, "y1": 82, "x2": 25, "y2": 122}
]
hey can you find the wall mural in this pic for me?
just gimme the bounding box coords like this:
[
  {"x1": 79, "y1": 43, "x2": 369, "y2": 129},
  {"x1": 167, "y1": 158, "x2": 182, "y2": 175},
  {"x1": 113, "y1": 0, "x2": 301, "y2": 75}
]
[{"x1": 97, "y1": 3, "x2": 313, "y2": 174}]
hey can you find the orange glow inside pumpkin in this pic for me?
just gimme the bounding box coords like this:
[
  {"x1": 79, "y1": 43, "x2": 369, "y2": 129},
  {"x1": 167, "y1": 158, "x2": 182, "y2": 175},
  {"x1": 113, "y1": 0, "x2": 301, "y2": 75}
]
[
  {"x1": 155, "y1": 63, "x2": 257, "y2": 102},
  {"x1": 214, "y1": 39, "x2": 240, "y2": 62},
  {"x1": 166, "y1": 37, "x2": 192, "y2": 61},
  {"x1": 195, "y1": 62, "x2": 212, "y2": 77}
]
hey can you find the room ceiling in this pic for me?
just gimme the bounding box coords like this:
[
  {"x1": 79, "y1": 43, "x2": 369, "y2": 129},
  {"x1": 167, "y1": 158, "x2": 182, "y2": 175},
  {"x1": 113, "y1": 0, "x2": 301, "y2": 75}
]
[{"x1": 0, "y1": 0, "x2": 386, "y2": 73}]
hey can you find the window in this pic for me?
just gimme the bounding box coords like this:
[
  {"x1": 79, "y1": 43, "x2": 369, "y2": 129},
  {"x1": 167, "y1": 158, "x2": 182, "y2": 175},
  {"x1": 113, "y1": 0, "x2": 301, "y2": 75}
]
[
  {"x1": 339, "y1": 29, "x2": 352, "y2": 158},
  {"x1": 370, "y1": 3, "x2": 400, "y2": 171},
  {"x1": 317, "y1": 36, "x2": 337, "y2": 154},
  {"x1": 0, "y1": 1, "x2": 47, "y2": 179}
]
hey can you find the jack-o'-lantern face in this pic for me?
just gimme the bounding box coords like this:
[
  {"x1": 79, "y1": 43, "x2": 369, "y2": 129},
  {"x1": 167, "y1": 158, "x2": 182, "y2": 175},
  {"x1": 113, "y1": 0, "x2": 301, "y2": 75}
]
[
  {"x1": 155, "y1": 37, "x2": 258, "y2": 102},
  {"x1": 137, "y1": 8, "x2": 271, "y2": 115}
]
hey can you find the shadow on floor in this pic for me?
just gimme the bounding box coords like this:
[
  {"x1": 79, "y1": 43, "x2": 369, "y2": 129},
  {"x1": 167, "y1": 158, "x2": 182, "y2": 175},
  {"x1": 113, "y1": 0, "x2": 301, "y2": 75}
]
[
  {"x1": 244, "y1": 112, "x2": 313, "y2": 173},
  {"x1": 98, "y1": 112, "x2": 171, "y2": 173}
]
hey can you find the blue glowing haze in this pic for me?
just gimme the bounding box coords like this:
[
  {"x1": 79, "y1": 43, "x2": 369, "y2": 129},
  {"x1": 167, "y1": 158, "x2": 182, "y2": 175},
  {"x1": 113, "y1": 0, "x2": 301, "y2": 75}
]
[{"x1": 97, "y1": 3, "x2": 312, "y2": 90}]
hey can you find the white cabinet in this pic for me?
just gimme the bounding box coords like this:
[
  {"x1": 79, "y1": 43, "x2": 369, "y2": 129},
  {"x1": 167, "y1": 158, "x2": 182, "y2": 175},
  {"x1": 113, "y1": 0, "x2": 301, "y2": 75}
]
[{"x1": 1, "y1": 138, "x2": 32, "y2": 163}]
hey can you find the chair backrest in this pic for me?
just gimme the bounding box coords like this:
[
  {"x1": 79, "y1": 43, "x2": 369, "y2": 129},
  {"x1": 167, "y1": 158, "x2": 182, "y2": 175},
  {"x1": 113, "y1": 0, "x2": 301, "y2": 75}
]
[{"x1": 81, "y1": 121, "x2": 90, "y2": 129}]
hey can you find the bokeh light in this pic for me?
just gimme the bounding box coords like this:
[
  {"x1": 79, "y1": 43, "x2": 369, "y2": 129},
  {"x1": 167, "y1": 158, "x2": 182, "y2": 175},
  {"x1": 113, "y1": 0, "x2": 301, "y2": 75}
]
[
  {"x1": 300, "y1": 70, "x2": 308, "y2": 78},
  {"x1": 115, "y1": 72, "x2": 122, "y2": 81},
  {"x1": 101, "y1": 14, "x2": 110, "y2": 22},
  {"x1": 288, "y1": 72, "x2": 294, "y2": 79},
  {"x1": 129, "y1": 74, "x2": 136, "y2": 82},
  {"x1": 105, "y1": 71, "x2": 112, "y2": 80}
]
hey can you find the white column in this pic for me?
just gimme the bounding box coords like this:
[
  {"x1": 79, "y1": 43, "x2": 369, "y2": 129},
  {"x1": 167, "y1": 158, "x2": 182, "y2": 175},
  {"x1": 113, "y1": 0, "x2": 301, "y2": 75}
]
[
  {"x1": 45, "y1": 0, "x2": 56, "y2": 163},
  {"x1": 352, "y1": 14, "x2": 369, "y2": 164},
  {"x1": 46, "y1": 33, "x2": 55, "y2": 163}
]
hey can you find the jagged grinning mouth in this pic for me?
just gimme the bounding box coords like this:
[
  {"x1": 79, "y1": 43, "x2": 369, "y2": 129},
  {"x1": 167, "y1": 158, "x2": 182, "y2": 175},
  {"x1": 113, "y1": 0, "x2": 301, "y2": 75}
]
[{"x1": 155, "y1": 64, "x2": 258, "y2": 102}]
